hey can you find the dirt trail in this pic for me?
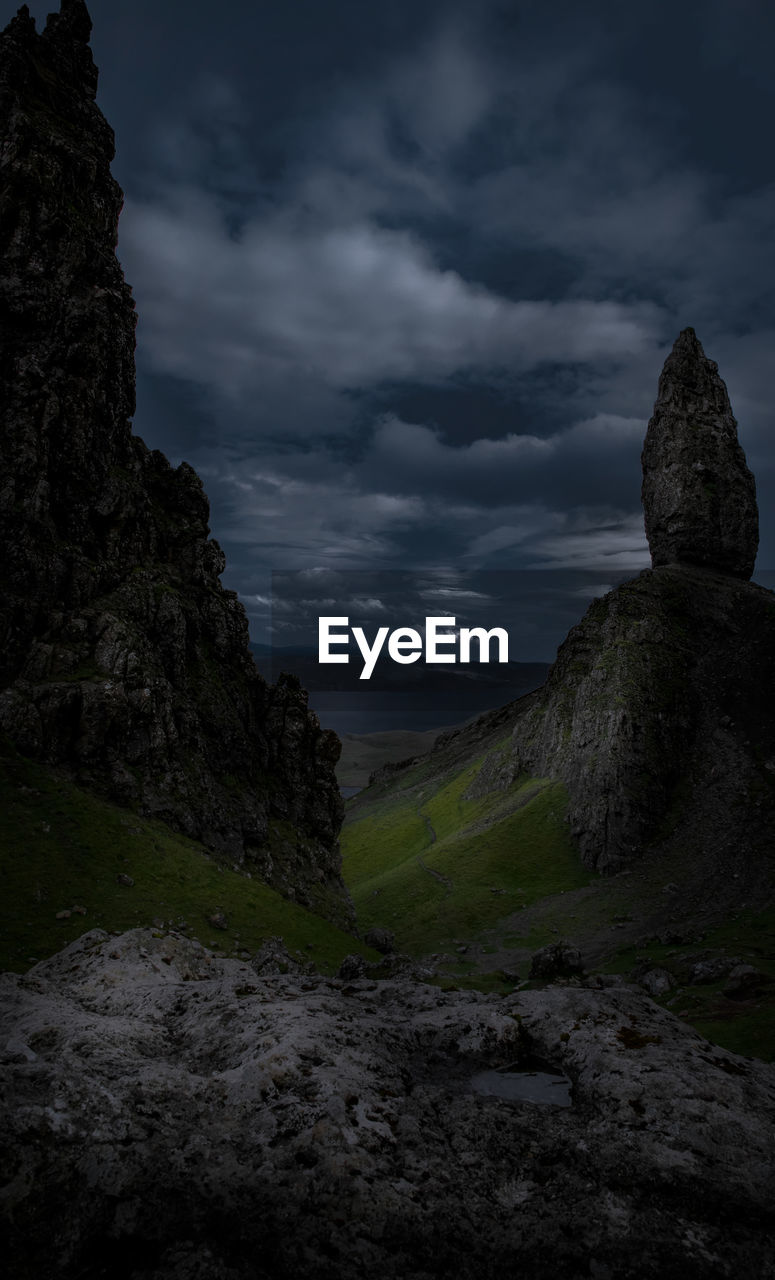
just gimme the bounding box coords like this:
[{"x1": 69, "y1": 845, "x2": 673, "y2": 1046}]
[
  {"x1": 415, "y1": 806, "x2": 453, "y2": 893},
  {"x1": 419, "y1": 812, "x2": 436, "y2": 844},
  {"x1": 416, "y1": 853, "x2": 453, "y2": 894}
]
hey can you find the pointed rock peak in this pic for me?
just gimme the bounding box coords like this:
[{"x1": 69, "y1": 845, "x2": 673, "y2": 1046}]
[
  {"x1": 4, "y1": 5, "x2": 36, "y2": 36},
  {"x1": 641, "y1": 330, "x2": 758, "y2": 580},
  {"x1": 44, "y1": 0, "x2": 92, "y2": 43},
  {"x1": 672, "y1": 325, "x2": 700, "y2": 351}
]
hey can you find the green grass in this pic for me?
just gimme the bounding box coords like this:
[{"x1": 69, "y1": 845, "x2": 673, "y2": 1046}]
[
  {"x1": 0, "y1": 750, "x2": 376, "y2": 975},
  {"x1": 690, "y1": 1005, "x2": 775, "y2": 1060},
  {"x1": 342, "y1": 728, "x2": 775, "y2": 1061},
  {"x1": 342, "y1": 747, "x2": 591, "y2": 954},
  {"x1": 336, "y1": 727, "x2": 441, "y2": 789},
  {"x1": 598, "y1": 905, "x2": 775, "y2": 1061},
  {"x1": 5, "y1": 730, "x2": 774, "y2": 1063}
]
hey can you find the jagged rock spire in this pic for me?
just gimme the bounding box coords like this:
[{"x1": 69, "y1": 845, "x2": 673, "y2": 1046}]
[
  {"x1": 641, "y1": 328, "x2": 758, "y2": 580},
  {"x1": 1, "y1": 3, "x2": 98, "y2": 99},
  {"x1": 44, "y1": 0, "x2": 92, "y2": 43},
  {"x1": 0, "y1": 0, "x2": 351, "y2": 925}
]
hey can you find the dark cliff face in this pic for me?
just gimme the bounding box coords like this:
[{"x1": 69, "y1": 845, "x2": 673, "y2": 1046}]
[
  {"x1": 0, "y1": 3, "x2": 351, "y2": 926},
  {"x1": 475, "y1": 333, "x2": 774, "y2": 874},
  {"x1": 506, "y1": 565, "x2": 775, "y2": 873}
]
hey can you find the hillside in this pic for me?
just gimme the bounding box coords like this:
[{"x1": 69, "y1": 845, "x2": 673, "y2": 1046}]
[
  {"x1": 342, "y1": 703, "x2": 775, "y2": 1058},
  {"x1": 0, "y1": 739, "x2": 377, "y2": 976},
  {"x1": 341, "y1": 332, "x2": 775, "y2": 1059}
]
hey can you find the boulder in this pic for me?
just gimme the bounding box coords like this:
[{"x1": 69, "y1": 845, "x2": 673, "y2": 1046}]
[
  {"x1": 723, "y1": 964, "x2": 772, "y2": 1001},
  {"x1": 2, "y1": 928, "x2": 774, "y2": 1278},
  {"x1": 338, "y1": 953, "x2": 368, "y2": 980},
  {"x1": 364, "y1": 927, "x2": 396, "y2": 954},
  {"x1": 529, "y1": 941, "x2": 584, "y2": 980},
  {"x1": 632, "y1": 966, "x2": 675, "y2": 998}
]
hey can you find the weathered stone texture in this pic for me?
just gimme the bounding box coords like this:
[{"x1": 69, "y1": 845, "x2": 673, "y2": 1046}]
[
  {"x1": 2, "y1": 927, "x2": 774, "y2": 1279},
  {"x1": 642, "y1": 327, "x2": 758, "y2": 579},
  {"x1": 505, "y1": 564, "x2": 775, "y2": 873},
  {"x1": 0, "y1": 4, "x2": 349, "y2": 924}
]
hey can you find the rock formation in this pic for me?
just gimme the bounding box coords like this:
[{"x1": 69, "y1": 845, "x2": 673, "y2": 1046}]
[
  {"x1": 2, "y1": 927, "x2": 774, "y2": 1279},
  {"x1": 642, "y1": 327, "x2": 758, "y2": 579},
  {"x1": 0, "y1": 4, "x2": 350, "y2": 924},
  {"x1": 504, "y1": 563, "x2": 775, "y2": 873},
  {"x1": 466, "y1": 333, "x2": 775, "y2": 874}
]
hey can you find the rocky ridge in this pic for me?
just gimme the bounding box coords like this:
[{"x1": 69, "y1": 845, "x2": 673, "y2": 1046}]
[
  {"x1": 0, "y1": 3, "x2": 349, "y2": 922},
  {"x1": 2, "y1": 927, "x2": 774, "y2": 1279}
]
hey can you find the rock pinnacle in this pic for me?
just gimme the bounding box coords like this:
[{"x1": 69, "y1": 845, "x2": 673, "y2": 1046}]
[
  {"x1": 641, "y1": 328, "x2": 758, "y2": 580},
  {"x1": 44, "y1": 0, "x2": 92, "y2": 44},
  {"x1": 0, "y1": 0, "x2": 351, "y2": 925}
]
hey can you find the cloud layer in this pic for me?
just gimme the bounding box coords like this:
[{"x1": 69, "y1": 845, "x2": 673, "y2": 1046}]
[
  {"x1": 123, "y1": 197, "x2": 663, "y2": 395},
  {"x1": 80, "y1": 0, "x2": 775, "y2": 643}
]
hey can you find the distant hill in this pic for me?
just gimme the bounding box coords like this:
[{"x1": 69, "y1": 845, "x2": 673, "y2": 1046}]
[
  {"x1": 251, "y1": 642, "x2": 550, "y2": 693},
  {"x1": 251, "y1": 642, "x2": 550, "y2": 742}
]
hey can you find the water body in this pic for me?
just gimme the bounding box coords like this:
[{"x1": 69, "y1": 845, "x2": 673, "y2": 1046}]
[
  {"x1": 309, "y1": 689, "x2": 526, "y2": 736},
  {"x1": 471, "y1": 1063, "x2": 573, "y2": 1108}
]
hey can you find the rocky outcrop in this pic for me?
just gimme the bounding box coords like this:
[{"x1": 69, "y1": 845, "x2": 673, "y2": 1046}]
[
  {"x1": 0, "y1": 4, "x2": 349, "y2": 923},
  {"x1": 464, "y1": 332, "x2": 775, "y2": 873},
  {"x1": 2, "y1": 927, "x2": 774, "y2": 1279},
  {"x1": 506, "y1": 563, "x2": 775, "y2": 872},
  {"x1": 642, "y1": 328, "x2": 758, "y2": 579}
]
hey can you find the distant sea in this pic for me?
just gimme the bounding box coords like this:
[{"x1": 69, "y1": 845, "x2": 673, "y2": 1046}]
[
  {"x1": 307, "y1": 677, "x2": 548, "y2": 737},
  {"x1": 251, "y1": 644, "x2": 550, "y2": 735}
]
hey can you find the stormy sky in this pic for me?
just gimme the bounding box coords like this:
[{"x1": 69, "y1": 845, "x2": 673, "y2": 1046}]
[{"x1": 8, "y1": 1, "x2": 775, "y2": 651}]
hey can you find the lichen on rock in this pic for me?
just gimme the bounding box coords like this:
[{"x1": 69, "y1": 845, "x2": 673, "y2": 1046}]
[{"x1": 2, "y1": 927, "x2": 775, "y2": 1278}]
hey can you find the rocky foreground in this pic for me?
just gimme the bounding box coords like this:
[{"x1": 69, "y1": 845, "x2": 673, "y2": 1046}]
[{"x1": 2, "y1": 928, "x2": 774, "y2": 1279}]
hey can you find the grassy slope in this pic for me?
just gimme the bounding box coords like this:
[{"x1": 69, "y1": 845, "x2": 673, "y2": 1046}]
[
  {"x1": 3, "y1": 718, "x2": 773, "y2": 1062},
  {"x1": 599, "y1": 907, "x2": 775, "y2": 1061},
  {"x1": 0, "y1": 747, "x2": 376, "y2": 975},
  {"x1": 342, "y1": 731, "x2": 591, "y2": 956},
  {"x1": 341, "y1": 712, "x2": 775, "y2": 1061}
]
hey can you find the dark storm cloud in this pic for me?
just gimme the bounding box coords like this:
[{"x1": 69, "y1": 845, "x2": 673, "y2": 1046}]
[
  {"x1": 122, "y1": 190, "x2": 662, "y2": 397},
  {"x1": 5, "y1": 0, "x2": 774, "y2": 648},
  {"x1": 360, "y1": 412, "x2": 646, "y2": 507},
  {"x1": 266, "y1": 567, "x2": 633, "y2": 676}
]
